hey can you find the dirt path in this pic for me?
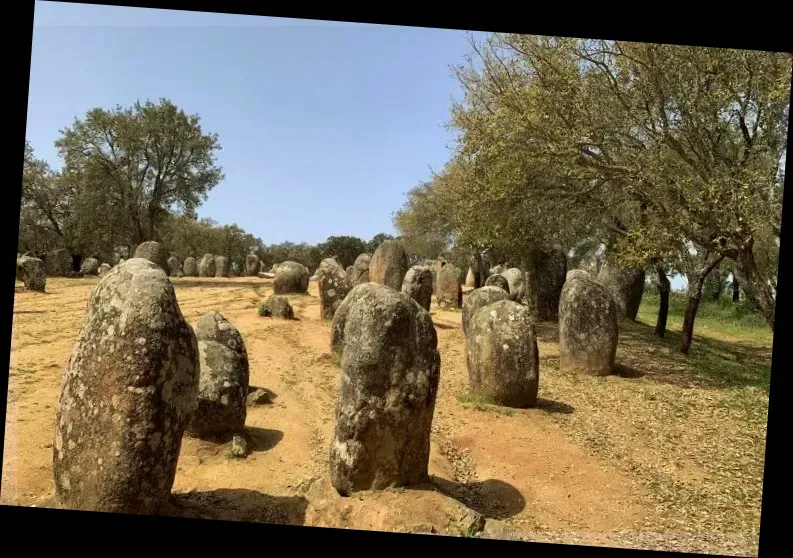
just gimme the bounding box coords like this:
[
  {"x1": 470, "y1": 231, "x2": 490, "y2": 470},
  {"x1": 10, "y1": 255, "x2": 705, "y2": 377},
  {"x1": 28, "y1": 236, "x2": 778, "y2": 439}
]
[{"x1": 2, "y1": 277, "x2": 758, "y2": 555}]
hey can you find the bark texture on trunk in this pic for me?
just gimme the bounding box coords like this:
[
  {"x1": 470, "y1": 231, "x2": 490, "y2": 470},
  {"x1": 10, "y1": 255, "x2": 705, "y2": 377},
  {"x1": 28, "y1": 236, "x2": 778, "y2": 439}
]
[
  {"x1": 680, "y1": 253, "x2": 724, "y2": 355},
  {"x1": 654, "y1": 264, "x2": 670, "y2": 338}
]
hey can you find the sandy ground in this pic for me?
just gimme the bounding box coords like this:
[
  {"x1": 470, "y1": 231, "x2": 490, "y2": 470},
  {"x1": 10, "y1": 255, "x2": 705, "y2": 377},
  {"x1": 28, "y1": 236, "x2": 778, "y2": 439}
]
[{"x1": 3, "y1": 276, "x2": 758, "y2": 555}]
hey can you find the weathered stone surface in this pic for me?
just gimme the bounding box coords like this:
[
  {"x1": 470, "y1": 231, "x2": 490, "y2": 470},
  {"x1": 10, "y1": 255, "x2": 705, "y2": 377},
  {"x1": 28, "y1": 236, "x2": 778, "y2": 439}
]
[
  {"x1": 484, "y1": 274, "x2": 510, "y2": 294},
  {"x1": 466, "y1": 300, "x2": 539, "y2": 408},
  {"x1": 245, "y1": 254, "x2": 261, "y2": 276},
  {"x1": 52, "y1": 258, "x2": 199, "y2": 514},
  {"x1": 16, "y1": 256, "x2": 46, "y2": 292},
  {"x1": 501, "y1": 268, "x2": 526, "y2": 303},
  {"x1": 80, "y1": 257, "x2": 100, "y2": 276},
  {"x1": 230, "y1": 261, "x2": 240, "y2": 277},
  {"x1": 167, "y1": 257, "x2": 181, "y2": 277},
  {"x1": 491, "y1": 264, "x2": 507, "y2": 276},
  {"x1": 369, "y1": 240, "x2": 409, "y2": 291},
  {"x1": 185, "y1": 312, "x2": 249, "y2": 439},
  {"x1": 597, "y1": 264, "x2": 646, "y2": 321},
  {"x1": 230, "y1": 434, "x2": 250, "y2": 458},
  {"x1": 345, "y1": 253, "x2": 371, "y2": 286},
  {"x1": 183, "y1": 257, "x2": 198, "y2": 277},
  {"x1": 214, "y1": 255, "x2": 229, "y2": 278},
  {"x1": 402, "y1": 265, "x2": 434, "y2": 312},
  {"x1": 274, "y1": 261, "x2": 309, "y2": 294},
  {"x1": 246, "y1": 388, "x2": 272, "y2": 406},
  {"x1": 133, "y1": 241, "x2": 169, "y2": 273},
  {"x1": 329, "y1": 283, "x2": 440, "y2": 495},
  {"x1": 317, "y1": 257, "x2": 351, "y2": 319},
  {"x1": 461, "y1": 286, "x2": 510, "y2": 334},
  {"x1": 465, "y1": 268, "x2": 476, "y2": 288},
  {"x1": 566, "y1": 269, "x2": 591, "y2": 282},
  {"x1": 559, "y1": 274, "x2": 619, "y2": 376},
  {"x1": 112, "y1": 246, "x2": 130, "y2": 266},
  {"x1": 259, "y1": 295, "x2": 294, "y2": 319},
  {"x1": 436, "y1": 264, "x2": 463, "y2": 308},
  {"x1": 529, "y1": 249, "x2": 568, "y2": 321},
  {"x1": 45, "y1": 249, "x2": 71, "y2": 276},
  {"x1": 198, "y1": 254, "x2": 216, "y2": 277},
  {"x1": 259, "y1": 272, "x2": 275, "y2": 279},
  {"x1": 98, "y1": 263, "x2": 112, "y2": 276},
  {"x1": 431, "y1": 258, "x2": 446, "y2": 295}
]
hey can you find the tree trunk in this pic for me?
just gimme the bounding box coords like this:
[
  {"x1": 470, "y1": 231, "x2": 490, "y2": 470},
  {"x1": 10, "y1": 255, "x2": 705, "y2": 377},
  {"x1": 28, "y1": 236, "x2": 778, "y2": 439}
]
[
  {"x1": 680, "y1": 253, "x2": 724, "y2": 355},
  {"x1": 732, "y1": 247, "x2": 775, "y2": 330},
  {"x1": 732, "y1": 275, "x2": 740, "y2": 302},
  {"x1": 473, "y1": 250, "x2": 483, "y2": 289},
  {"x1": 654, "y1": 264, "x2": 670, "y2": 338}
]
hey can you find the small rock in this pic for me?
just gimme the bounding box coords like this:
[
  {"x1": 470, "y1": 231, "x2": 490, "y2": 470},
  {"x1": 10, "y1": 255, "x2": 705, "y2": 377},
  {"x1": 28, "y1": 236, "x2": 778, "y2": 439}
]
[
  {"x1": 230, "y1": 434, "x2": 249, "y2": 458},
  {"x1": 246, "y1": 388, "x2": 271, "y2": 406},
  {"x1": 462, "y1": 509, "x2": 487, "y2": 534}
]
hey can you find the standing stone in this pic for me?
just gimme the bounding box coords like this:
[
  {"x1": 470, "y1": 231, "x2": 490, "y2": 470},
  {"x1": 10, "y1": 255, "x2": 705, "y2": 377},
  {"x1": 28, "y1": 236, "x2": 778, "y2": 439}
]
[
  {"x1": 215, "y1": 255, "x2": 229, "y2": 278},
  {"x1": 466, "y1": 300, "x2": 540, "y2": 408},
  {"x1": 245, "y1": 254, "x2": 261, "y2": 277},
  {"x1": 465, "y1": 268, "x2": 476, "y2": 288},
  {"x1": 52, "y1": 258, "x2": 199, "y2": 514},
  {"x1": 597, "y1": 264, "x2": 646, "y2": 321},
  {"x1": 112, "y1": 246, "x2": 130, "y2": 266},
  {"x1": 491, "y1": 264, "x2": 507, "y2": 276},
  {"x1": 529, "y1": 249, "x2": 568, "y2": 321},
  {"x1": 436, "y1": 264, "x2": 463, "y2": 308},
  {"x1": 80, "y1": 257, "x2": 100, "y2": 276},
  {"x1": 167, "y1": 256, "x2": 182, "y2": 277},
  {"x1": 461, "y1": 286, "x2": 510, "y2": 334},
  {"x1": 16, "y1": 256, "x2": 46, "y2": 292},
  {"x1": 316, "y1": 257, "x2": 351, "y2": 319},
  {"x1": 230, "y1": 261, "x2": 240, "y2": 278},
  {"x1": 566, "y1": 269, "x2": 591, "y2": 282},
  {"x1": 559, "y1": 273, "x2": 619, "y2": 376},
  {"x1": 185, "y1": 312, "x2": 249, "y2": 439},
  {"x1": 402, "y1": 265, "x2": 433, "y2": 312},
  {"x1": 369, "y1": 240, "x2": 409, "y2": 291},
  {"x1": 329, "y1": 283, "x2": 440, "y2": 496},
  {"x1": 98, "y1": 263, "x2": 112, "y2": 276},
  {"x1": 259, "y1": 295, "x2": 294, "y2": 319},
  {"x1": 133, "y1": 241, "x2": 170, "y2": 274},
  {"x1": 273, "y1": 261, "x2": 310, "y2": 294},
  {"x1": 45, "y1": 249, "x2": 71, "y2": 277},
  {"x1": 431, "y1": 258, "x2": 446, "y2": 295},
  {"x1": 501, "y1": 268, "x2": 526, "y2": 303},
  {"x1": 198, "y1": 254, "x2": 216, "y2": 277},
  {"x1": 484, "y1": 274, "x2": 510, "y2": 294},
  {"x1": 345, "y1": 253, "x2": 371, "y2": 287},
  {"x1": 183, "y1": 257, "x2": 198, "y2": 277}
]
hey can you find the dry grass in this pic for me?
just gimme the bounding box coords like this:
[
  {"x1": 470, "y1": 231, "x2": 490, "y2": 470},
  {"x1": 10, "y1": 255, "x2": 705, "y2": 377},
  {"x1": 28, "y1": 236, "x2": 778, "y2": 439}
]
[{"x1": 530, "y1": 292, "x2": 772, "y2": 542}]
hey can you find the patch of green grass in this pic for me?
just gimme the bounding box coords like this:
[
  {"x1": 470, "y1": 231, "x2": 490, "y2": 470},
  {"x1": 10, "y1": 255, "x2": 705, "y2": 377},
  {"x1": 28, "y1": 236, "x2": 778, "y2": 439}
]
[{"x1": 457, "y1": 393, "x2": 515, "y2": 416}]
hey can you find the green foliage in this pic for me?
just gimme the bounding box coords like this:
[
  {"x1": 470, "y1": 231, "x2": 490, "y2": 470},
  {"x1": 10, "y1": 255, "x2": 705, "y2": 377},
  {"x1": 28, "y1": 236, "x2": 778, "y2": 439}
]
[
  {"x1": 366, "y1": 233, "x2": 395, "y2": 254},
  {"x1": 318, "y1": 235, "x2": 368, "y2": 268},
  {"x1": 55, "y1": 98, "x2": 224, "y2": 245}
]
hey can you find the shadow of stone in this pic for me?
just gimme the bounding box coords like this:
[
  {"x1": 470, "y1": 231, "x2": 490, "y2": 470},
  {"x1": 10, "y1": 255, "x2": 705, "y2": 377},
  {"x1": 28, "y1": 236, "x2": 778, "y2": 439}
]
[
  {"x1": 415, "y1": 477, "x2": 526, "y2": 520},
  {"x1": 535, "y1": 398, "x2": 575, "y2": 414},
  {"x1": 612, "y1": 363, "x2": 645, "y2": 378},
  {"x1": 245, "y1": 427, "x2": 284, "y2": 453},
  {"x1": 168, "y1": 489, "x2": 308, "y2": 526},
  {"x1": 432, "y1": 321, "x2": 458, "y2": 330}
]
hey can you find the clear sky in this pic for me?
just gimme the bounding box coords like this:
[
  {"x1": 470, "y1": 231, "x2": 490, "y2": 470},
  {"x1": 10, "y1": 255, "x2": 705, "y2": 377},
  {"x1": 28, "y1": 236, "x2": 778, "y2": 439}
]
[
  {"x1": 28, "y1": 2, "x2": 689, "y2": 291},
  {"x1": 28, "y1": 1, "x2": 479, "y2": 246}
]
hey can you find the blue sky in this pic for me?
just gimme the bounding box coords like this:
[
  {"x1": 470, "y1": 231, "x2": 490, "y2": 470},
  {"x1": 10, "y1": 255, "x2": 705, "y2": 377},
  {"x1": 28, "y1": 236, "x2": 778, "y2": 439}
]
[
  {"x1": 28, "y1": 2, "x2": 479, "y2": 246},
  {"x1": 28, "y1": 2, "x2": 690, "y2": 290}
]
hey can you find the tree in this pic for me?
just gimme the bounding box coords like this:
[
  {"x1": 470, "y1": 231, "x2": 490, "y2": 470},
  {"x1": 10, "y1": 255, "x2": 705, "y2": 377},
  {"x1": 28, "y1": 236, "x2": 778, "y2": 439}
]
[
  {"x1": 443, "y1": 33, "x2": 787, "y2": 345},
  {"x1": 366, "y1": 233, "x2": 395, "y2": 254},
  {"x1": 319, "y1": 235, "x2": 368, "y2": 268},
  {"x1": 55, "y1": 99, "x2": 224, "y2": 246}
]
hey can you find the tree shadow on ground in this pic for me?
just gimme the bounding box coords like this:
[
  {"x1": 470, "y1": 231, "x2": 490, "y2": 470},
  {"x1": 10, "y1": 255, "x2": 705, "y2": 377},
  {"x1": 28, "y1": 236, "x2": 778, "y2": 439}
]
[
  {"x1": 618, "y1": 319, "x2": 772, "y2": 390},
  {"x1": 245, "y1": 427, "x2": 284, "y2": 453},
  {"x1": 535, "y1": 397, "x2": 575, "y2": 414},
  {"x1": 533, "y1": 318, "x2": 771, "y2": 391},
  {"x1": 415, "y1": 477, "x2": 526, "y2": 520},
  {"x1": 168, "y1": 489, "x2": 308, "y2": 525}
]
